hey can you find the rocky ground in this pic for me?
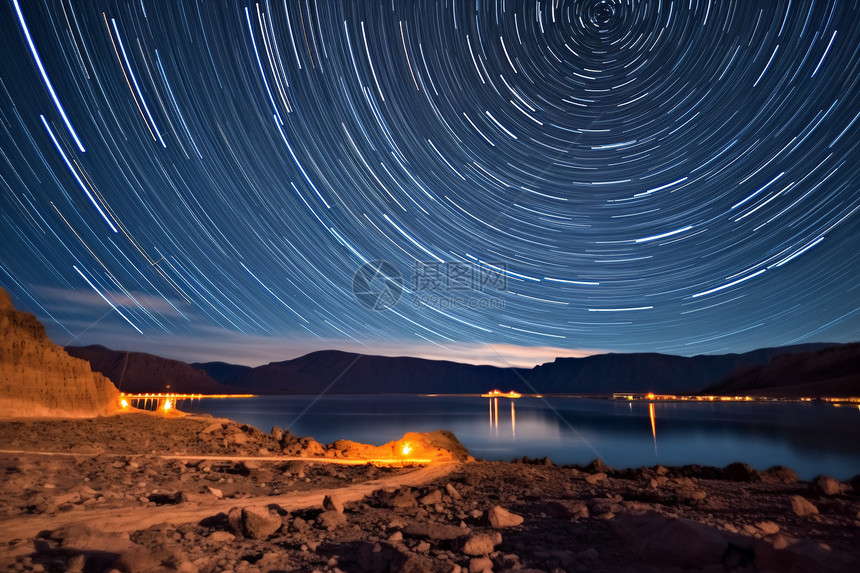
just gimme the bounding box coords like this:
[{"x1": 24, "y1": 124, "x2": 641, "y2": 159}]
[{"x1": 1, "y1": 413, "x2": 859, "y2": 573}]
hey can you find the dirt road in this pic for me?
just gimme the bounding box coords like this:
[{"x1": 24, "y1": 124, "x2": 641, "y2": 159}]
[{"x1": 0, "y1": 456, "x2": 456, "y2": 545}]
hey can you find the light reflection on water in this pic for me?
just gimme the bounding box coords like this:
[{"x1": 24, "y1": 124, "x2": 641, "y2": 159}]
[{"x1": 187, "y1": 395, "x2": 860, "y2": 480}]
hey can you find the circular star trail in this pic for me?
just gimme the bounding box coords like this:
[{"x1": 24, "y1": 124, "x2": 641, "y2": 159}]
[{"x1": 1, "y1": 0, "x2": 859, "y2": 363}]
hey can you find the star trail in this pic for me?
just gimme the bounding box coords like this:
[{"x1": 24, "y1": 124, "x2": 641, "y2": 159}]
[{"x1": 1, "y1": 0, "x2": 859, "y2": 366}]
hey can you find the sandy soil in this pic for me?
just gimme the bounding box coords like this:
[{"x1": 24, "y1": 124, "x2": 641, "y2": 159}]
[{"x1": 1, "y1": 412, "x2": 859, "y2": 573}]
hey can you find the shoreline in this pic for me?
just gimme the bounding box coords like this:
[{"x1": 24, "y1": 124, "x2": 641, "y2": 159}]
[
  {"x1": 1, "y1": 412, "x2": 859, "y2": 572},
  {"x1": 120, "y1": 391, "x2": 860, "y2": 403}
]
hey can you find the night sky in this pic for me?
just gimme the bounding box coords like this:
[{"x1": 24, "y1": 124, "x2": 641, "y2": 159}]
[{"x1": 1, "y1": 0, "x2": 859, "y2": 368}]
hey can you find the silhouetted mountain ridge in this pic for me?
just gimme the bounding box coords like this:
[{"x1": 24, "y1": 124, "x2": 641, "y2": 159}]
[
  {"x1": 205, "y1": 343, "x2": 842, "y2": 395},
  {"x1": 701, "y1": 343, "x2": 860, "y2": 397},
  {"x1": 190, "y1": 361, "x2": 252, "y2": 384},
  {"x1": 68, "y1": 342, "x2": 850, "y2": 396},
  {"x1": 227, "y1": 349, "x2": 529, "y2": 394},
  {"x1": 66, "y1": 345, "x2": 231, "y2": 394},
  {"x1": 527, "y1": 343, "x2": 839, "y2": 394}
]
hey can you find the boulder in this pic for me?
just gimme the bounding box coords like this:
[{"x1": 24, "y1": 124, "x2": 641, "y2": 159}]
[
  {"x1": 299, "y1": 438, "x2": 326, "y2": 457},
  {"x1": 270, "y1": 426, "x2": 284, "y2": 442},
  {"x1": 390, "y1": 489, "x2": 418, "y2": 509},
  {"x1": 317, "y1": 510, "x2": 347, "y2": 530},
  {"x1": 487, "y1": 505, "x2": 524, "y2": 528},
  {"x1": 419, "y1": 489, "x2": 442, "y2": 506},
  {"x1": 724, "y1": 462, "x2": 760, "y2": 482},
  {"x1": 756, "y1": 520, "x2": 780, "y2": 535},
  {"x1": 611, "y1": 510, "x2": 728, "y2": 568},
  {"x1": 761, "y1": 465, "x2": 800, "y2": 484},
  {"x1": 585, "y1": 458, "x2": 614, "y2": 473},
  {"x1": 207, "y1": 531, "x2": 235, "y2": 543},
  {"x1": 812, "y1": 475, "x2": 845, "y2": 496},
  {"x1": 462, "y1": 532, "x2": 502, "y2": 556},
  {"x1": 445, "y1": 483, "x2": 462, "y2": 500},
  {"x1": 240, "y1": 506, "x2": 282, "y2": 539},
  {"x1": 585, "y1": 472, "x2": 607, "y2": 485},
  {"x1": 790, "y1": 495, "x2": 819, "y2": 517},
  {"x1": 469, "y1": 556, "x2": 493, "y2": 573},
  {"x1": 323, "y1": 494, "x2": 344, "y2": 514}
]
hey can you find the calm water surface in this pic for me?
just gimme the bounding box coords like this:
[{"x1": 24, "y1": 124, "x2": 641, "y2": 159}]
[{"x1": 184, "y1": 395, "x2": 860, "y2": 480}]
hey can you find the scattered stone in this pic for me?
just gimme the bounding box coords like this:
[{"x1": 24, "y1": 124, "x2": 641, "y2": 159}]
[
  {"x1": 462, "y1": 532, "x2": 502, "y2": 556},
  {"x1": 487, "y1": 505, "x2": 524, "y2": 528},
  {"x1": 724, "y1": 462, "x2": 760, "y2": 482},
  {"x1": 419, "y1": 489, "x2": 443, "y2": 506},
  {"x1": 813, "y1": 475, "x2": 844, "y2": 496},
  {"x1": 650, "y1": 476, "x2": 669, "y2": 489},
  {"x1": 207, "y1": 531, "x2": 235, "y2": 543},
  {"x1": 790, "y1": 495, "x2": 819, "y2": 517},
  {"x1": 317, "y1": 510, "x2": 347, "y2": 530},
  {"x1": 271, "y1": 426, "x2": 284, "y2": 442},
  {"x1": 757, "y1": 520, "x2": 780, "y2": 535},
  {"x1": 323, "y1": 494, "x2": 344, "y2": 514},
  {"x1": 239, "y1": 505, "x2": 282, "y2": 539},
  {"x1": 585, "y1": 458, "x2": 613, "y2": 473},
  {"x1": 445, "y1": 483, "x2": 462, "y2": 500},
  {"x1": 469, "y1": 556, "x2": 493, "y2": 573},
  {"x1": 761, "y1": 465, "x2": 799, "y2": 484},
  {"x1": 7, "y1": 413, "x2": 860, "y2": 573},
  {"x1": 391, "y1": 489, "x2": 418, "y2": 509},
  {"x1": 585, "y1": 472, "x2": 607, "y2": 485}
]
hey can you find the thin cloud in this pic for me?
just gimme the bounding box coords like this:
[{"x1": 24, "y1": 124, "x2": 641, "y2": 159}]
[{"x1": 36, "y1": 285, "x2": 188, "y2": 317}]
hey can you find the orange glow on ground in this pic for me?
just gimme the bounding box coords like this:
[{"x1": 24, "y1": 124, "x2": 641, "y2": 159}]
[{"x1": 401, "y1": 443, "x2": 412, "y2": 456}]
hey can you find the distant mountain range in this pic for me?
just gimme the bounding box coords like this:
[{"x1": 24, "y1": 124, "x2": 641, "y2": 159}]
[
  {"x1": 65, "y1": 345, "x2": 232, "y2": 395},
  {"x1": 66, "y1": 341, "x2": 856, "y2": 397},
  {"x1": 700, "y1": 342, "x2": 860, "y2": 398}
]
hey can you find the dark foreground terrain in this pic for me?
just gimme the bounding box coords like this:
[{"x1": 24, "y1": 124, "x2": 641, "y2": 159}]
[{"x1": 0, "y1": 413, "x2": 859, "y2": 573}]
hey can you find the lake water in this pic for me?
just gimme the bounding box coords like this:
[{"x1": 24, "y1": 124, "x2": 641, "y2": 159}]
[{"x1": 182, "y1": 395, "x2": 860, "y2": 480}]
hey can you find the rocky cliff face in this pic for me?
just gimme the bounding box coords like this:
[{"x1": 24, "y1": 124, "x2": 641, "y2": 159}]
[{"x1": 0, "y1": 287, "x2": 120, "y2": 417}]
